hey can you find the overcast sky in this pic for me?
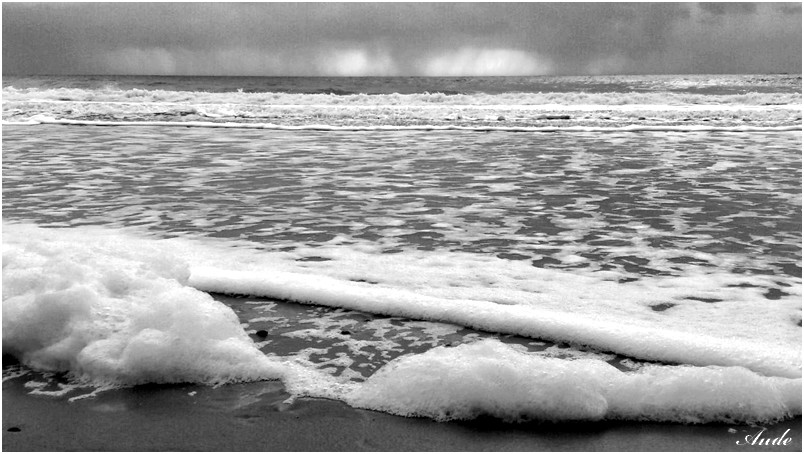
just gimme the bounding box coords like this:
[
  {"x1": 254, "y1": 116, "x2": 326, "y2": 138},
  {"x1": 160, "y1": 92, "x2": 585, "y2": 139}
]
[{"x1": 3, "y1": 2, "x2": 801, "y2": 76}]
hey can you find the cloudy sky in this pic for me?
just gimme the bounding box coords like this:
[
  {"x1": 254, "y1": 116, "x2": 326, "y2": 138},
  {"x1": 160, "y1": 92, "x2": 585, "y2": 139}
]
[{"x1": 3, "y1": 2, "x2": 801, "y2": 76}]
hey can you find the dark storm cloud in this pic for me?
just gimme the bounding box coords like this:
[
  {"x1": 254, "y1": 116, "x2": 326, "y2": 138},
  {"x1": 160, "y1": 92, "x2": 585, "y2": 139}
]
[
  {"x1": 509, "y1": 3, "x2": 691, "y2": 73},
  {"x1": 2, "y1": 3, "x2": 801, "y2": 76},
  {"x1": 699, "y1": 3, "x2": 757, "y2": 16},
  {"x1": 777, "y1": 3, "x2": 802, "y2": 15}
]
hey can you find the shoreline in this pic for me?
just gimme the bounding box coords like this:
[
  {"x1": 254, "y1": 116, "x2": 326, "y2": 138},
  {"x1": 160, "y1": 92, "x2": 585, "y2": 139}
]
[
  {"x1": 2, "y1": 91, "x2": 801, "y2": 451},
  {"x1": 3, "y1": 376, "x2": 801, "y2": 452}
]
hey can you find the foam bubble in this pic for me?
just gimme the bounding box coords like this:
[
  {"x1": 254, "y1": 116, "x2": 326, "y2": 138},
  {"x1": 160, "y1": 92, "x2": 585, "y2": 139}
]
[
  {"x1": 344, "y1": 339, "x2": 802, "y2": 424},
  {"x1": 3, "y1": 223, "x2": 801, "y2": 424},
  {"x1": 2, "y1": 224, "x2": 286, "y2": 386}
]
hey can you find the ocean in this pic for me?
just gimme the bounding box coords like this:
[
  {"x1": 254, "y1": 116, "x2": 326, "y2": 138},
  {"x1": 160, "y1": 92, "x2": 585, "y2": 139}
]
[{"x1": 2, "y1": 74, "x2": 801, "y2": 424}]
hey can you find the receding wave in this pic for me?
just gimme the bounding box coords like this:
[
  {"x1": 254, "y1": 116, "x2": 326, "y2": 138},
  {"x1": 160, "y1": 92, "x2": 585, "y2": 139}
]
[{"x1": 3, "y1": 223, "x2": 800, "y2": 424}]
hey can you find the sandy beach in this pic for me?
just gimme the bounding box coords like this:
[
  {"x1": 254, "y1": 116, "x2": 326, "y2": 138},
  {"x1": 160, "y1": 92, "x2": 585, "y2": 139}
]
[{"x1": 2, "y1": 369, "x2": 800, "y2": 452}]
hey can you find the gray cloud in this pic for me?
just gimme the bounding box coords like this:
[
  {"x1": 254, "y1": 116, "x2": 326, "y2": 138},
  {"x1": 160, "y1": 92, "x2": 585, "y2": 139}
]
[
  {"x1": 3, "y1": 3, "x2": 800, "y2": 76},
  {"x1": 777, "y1": 3, "x2": 802, "y2": 15},
  {"x1": 699, "y1": 2, "x2": 757, "y2": 16}
]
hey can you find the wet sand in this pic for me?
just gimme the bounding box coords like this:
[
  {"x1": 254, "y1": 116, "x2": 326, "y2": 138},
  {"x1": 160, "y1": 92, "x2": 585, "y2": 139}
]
[{"x1": 3, "y1": 375, "x2": 801, "y2": 452}]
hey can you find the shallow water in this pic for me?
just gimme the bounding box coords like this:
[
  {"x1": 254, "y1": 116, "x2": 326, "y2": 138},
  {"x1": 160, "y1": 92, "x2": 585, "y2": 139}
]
[
  {"x1": 2, "y1": 124, "x2": 801, "y2": 423},
  {"x1": 3, "y1": 126, "x2": 800, "y2": 277}
]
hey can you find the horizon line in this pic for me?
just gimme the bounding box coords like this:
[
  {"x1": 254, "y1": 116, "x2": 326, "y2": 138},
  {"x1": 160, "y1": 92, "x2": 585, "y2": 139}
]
[{"x1": 4, "y1": 72, "x2": 802, "y2": 78}]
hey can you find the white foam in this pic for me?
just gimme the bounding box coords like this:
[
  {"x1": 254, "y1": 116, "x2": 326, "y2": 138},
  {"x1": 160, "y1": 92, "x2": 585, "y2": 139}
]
[
  {"x1": 3, "y1": 223, "x2": 801, "y2": 423},
  {"x1": 7, "y1": 222, "x2": 798, "y2": 377},
  {"x1": 342, "y1": 340, "x2": 801, "y2": 424},
  {"x1": 189, "y1": 266, "x2": 799, "y2": 378},
  {"x1": 2, "y1": 224, "x2": 287, "y2": 386},
  {"x1": 3, "y1": 117, "x2": 800, "y2": 133},
  {"x1": 5, "y1": 84, "x2": 800, "y2": 130}
]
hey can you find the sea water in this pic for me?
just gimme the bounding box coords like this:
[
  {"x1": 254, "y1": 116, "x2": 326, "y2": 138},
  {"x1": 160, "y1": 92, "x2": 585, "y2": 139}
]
[{"x1": 2, "y1": 75, "x2": 801, "y2": 424}]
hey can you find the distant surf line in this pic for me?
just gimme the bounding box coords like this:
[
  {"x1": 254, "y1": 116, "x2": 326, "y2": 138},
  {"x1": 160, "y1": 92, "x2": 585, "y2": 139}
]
[
  {"x1": 4, "y1": 118, "x2": 801, "y2": 133},
  {"x1": 5, "y1": 99, "x2": 802, "y2": 112}
]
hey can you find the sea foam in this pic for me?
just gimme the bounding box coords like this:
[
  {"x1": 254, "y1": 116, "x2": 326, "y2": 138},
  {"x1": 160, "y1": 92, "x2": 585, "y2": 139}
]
[
  {"x1": 3, "y1": 83, "x2": 801, "y2": 130},
  {"x1": 2, "y1": 224, "x2": 286, "y2": 386},
  {"x1": 344, "y1": 340, "x2": 801, "y2": 424},
  {"x1": 2, "y1": 223, "x2": 801, "y2": 423}
]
